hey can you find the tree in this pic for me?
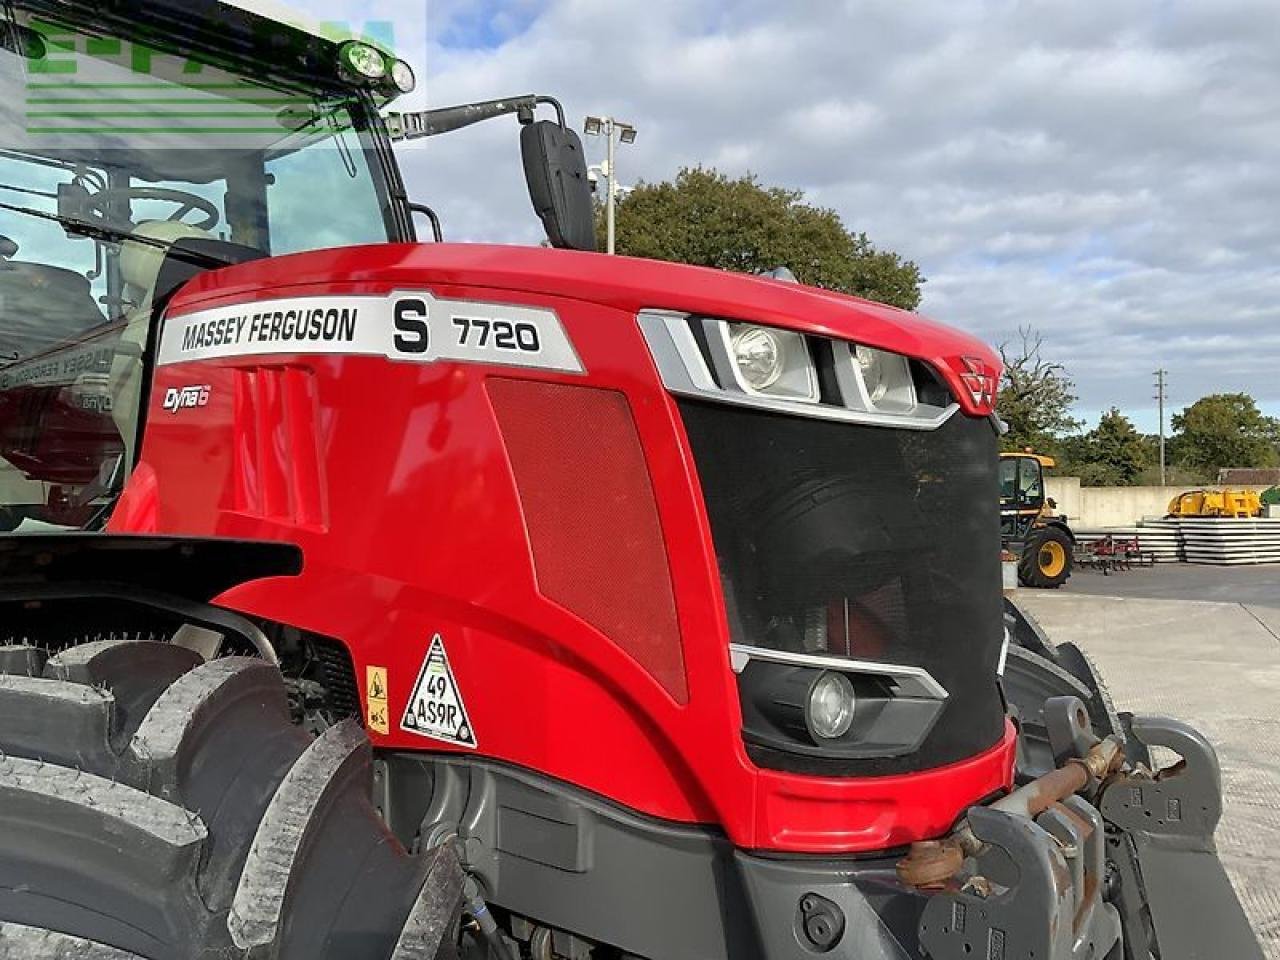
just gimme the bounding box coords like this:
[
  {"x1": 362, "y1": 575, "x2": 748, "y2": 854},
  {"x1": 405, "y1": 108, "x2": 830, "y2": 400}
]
[
  {"x1": 996, "y1": 327, "x2": 1081, "y2": 454},
  {"x1": 1170, "y1": 393, "x2": 1280, "y2": 477},
  {"x1": 607, "y1": 167, "x2": 924, "y2": 310},
  {"x1": 1060, "y1": 408, "x2": 1153, "y2": 486}
]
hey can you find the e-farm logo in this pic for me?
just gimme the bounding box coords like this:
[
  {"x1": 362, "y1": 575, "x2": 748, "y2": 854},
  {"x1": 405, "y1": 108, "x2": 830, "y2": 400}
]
[{"x1": 15, "y1": 8, "x2": 420, "y2": 146}]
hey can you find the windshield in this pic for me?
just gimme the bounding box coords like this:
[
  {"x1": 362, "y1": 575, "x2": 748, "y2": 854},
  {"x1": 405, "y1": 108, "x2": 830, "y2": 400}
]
[{"x1": 0, "y1": 7, "x2": 397, "y2": 532}]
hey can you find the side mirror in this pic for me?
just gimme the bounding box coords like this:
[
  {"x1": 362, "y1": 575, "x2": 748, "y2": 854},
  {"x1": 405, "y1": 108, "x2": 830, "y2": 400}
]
[{"x1": 521, "y1": 120, "x2": 597, "y2": 252}]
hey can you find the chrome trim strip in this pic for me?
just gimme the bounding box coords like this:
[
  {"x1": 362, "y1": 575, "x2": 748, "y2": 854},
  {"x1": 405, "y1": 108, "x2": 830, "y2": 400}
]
[
  {"x1": 638, "y1": 309, "x2": 960, "y2": 431},
  {"x1": 728, "y1": 643, "x2": 949, "y2": 701}
]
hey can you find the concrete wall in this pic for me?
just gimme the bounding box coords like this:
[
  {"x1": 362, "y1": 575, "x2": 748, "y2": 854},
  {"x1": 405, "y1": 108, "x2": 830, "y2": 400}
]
[{"x1": 1045, "y1": 477, "x2": 1274, "y2": 529}]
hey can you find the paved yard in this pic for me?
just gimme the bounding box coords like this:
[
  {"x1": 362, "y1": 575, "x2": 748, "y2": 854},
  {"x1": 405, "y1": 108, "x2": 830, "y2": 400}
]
[
  {"x1": 1017, "y1": 570, "x2": 1280, "y2": 957},
  {"x1": 1065, "y1": 561, "x2": 1280, "y2": 608}
]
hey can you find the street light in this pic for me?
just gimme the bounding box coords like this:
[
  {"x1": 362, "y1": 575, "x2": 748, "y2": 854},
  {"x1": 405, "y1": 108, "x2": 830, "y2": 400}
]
[{"x1": 583, "y1": 115, "x2": 638, "y2": 254}]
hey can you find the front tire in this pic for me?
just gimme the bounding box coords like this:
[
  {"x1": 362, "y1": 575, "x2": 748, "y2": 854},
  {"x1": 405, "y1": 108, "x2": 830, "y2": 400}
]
[
  {"x1": 1018, "y1": 525, "x2": 1072, "y2": 588},
  {"x1": 0, "y1": 640, "x2": 465, "y2": 959}
]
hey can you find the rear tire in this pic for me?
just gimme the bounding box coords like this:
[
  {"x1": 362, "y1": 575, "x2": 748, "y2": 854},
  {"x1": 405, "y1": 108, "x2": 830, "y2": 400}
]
[
  {"x1": 1018, "y1": 525, "x2": 1073, "y2": 589},
  {"x1": 0, "y1": 640, "x2": 465, "y2": 959}
]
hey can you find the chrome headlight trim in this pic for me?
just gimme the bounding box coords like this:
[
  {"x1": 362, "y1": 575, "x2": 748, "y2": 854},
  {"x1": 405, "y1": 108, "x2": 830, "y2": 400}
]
[
  {"x1": 640, "y1": 309, "x2": 959, "y2": 431},
  {"x1": 728, "y1": 643, "x2": 949, "y2": 701}
]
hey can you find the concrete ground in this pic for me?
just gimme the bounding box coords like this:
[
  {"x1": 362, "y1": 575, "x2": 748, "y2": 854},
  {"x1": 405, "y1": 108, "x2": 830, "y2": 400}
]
[
  {"x1": 1016, "y1": 565, "x2": 1280, "y2": 957},
  {"x1": 1065, "y1": 561, "x2": 1280, "y2": 609}
]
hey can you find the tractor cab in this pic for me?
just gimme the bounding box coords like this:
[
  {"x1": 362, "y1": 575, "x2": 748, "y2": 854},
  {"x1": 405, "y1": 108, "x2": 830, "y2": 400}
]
[
  {"x1": 0, "y1": 2, "x2": 415, "y2": 529},
  {"x1": 999, "y1": 451, "x2": 1051, "y2": 535},
  {"x1": 999, "y1": 451, "x2": 1074, "y2": 588}
]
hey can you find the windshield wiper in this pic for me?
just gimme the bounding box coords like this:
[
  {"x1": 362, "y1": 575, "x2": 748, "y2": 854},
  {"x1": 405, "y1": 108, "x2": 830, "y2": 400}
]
[{"x1": 0, "y1": 198, "x2": 228, "y2": 269}]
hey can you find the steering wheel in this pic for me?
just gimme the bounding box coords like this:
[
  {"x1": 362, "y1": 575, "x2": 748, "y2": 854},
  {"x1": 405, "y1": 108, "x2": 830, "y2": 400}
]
[{"x1": 83, "y1": 187, "x2": 220, "y2": 232}]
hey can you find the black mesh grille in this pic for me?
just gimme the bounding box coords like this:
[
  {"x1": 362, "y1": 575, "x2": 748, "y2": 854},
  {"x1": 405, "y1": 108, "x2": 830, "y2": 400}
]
[
  {"x1": 679, "y1": 400, "x2": 1006, "y2": 775},
  {"x1": 311, "y1": 635, "x2": 360, "y2": 720}
]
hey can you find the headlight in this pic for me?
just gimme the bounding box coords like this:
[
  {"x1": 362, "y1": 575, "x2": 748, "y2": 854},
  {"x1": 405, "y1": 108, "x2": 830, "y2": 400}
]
[
  {"x1": 341, "y1": 41, "x2": 388, "y2": 80},
  {"x1": 855, "y1": 345, "x2": 888, "y2": 402},
  {"x1": 849, "y1": 343, "x2": 916, "y2": 413},
  {"x1": 731, "y1": 325, "x2": 784, "y2": 390},
  {"x1": 390, "y1": 60, "x2": 417, "y2": 94},
  {"x1": 723, "y1": 322, "x2": 818, "y2": 401},
  {"x1": 806, "y1": 671, "x2": 856, "y2": 740}
]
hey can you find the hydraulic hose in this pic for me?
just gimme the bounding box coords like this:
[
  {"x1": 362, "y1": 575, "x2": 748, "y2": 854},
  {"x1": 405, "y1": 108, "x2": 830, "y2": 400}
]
[{"x1": 463, "y1": 877, "x2": 519, "y2": 960}]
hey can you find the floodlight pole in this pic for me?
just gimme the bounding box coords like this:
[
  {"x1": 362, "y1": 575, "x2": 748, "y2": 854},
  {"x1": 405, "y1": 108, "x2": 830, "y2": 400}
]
[
  {"x1": 584, "y1": 115, "x2": 636, "y2": 255},
  {"x1": 606, "y1": 119, "x2": 618, "y2": 255}
]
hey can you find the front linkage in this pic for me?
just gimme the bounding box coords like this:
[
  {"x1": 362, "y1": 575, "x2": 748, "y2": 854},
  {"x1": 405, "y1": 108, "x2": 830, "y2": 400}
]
[{"x1": 897, "y1": 697, "x2": 1261, "y2": 960}]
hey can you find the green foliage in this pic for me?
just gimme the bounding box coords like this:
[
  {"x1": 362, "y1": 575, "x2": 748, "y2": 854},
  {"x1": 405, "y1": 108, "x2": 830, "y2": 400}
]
[
  {"x1": 1134, "y1": 463, "x2": 1210, "y2": 487},
  {"x1": 1058, "y1": 408, "x2": 1154, "y2": 486},
  {"x1": 606, "y1": 167, "x2": 924, "y2": 310},
  {"x1": 990, "y1": 330, "x2": 1277, "y2": 488},
  {"x1": 996, "y1": 327, "x2": 1081, "y2": 455},
  {"x1": 1169, "y1": 393, "x2": 1280, "y2": 477}
]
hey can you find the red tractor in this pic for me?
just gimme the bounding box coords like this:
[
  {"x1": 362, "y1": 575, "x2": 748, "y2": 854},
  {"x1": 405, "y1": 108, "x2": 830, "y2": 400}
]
[{"x1": 0, "y1": 3, "x2": 1262, "y2": 959}]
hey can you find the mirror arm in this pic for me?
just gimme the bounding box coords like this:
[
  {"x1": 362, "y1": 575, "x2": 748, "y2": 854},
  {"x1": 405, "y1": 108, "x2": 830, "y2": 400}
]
[
  {"x1": 407, "y1": 203, "x2": 443, "y2": 243},
  {"x1": 386, "y1": 94, "x2": 567, "y2": 142}
]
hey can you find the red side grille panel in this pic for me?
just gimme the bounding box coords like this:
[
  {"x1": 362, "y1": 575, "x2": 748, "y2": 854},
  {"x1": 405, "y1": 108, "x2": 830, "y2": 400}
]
[
  {"x1": 231, "y1": 365, "x2": 327, "y2": 528},
  {"x1": 487, "y1": 378, "x2": 688, "y2": 704}
]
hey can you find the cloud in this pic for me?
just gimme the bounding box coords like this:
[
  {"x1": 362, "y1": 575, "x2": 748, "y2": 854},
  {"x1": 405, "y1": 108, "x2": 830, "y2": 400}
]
[{"x1": 386, "y1": 0, "x2": 1279, "y2": 426}]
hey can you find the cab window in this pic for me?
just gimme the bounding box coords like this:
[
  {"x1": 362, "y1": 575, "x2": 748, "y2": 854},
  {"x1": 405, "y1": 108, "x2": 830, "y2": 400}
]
[
  {"x1": 1018, "y1": 460, "x2": 1044, "y2": 501},
  {"x1": 999, "y1": 458, "x2": 1017, "y2": 500}
]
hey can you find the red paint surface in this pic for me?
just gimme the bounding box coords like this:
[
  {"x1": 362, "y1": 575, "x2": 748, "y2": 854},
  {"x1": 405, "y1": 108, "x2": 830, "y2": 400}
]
[{"x1": 112, "y1": 243, "x2": 1011, "y2": 852}]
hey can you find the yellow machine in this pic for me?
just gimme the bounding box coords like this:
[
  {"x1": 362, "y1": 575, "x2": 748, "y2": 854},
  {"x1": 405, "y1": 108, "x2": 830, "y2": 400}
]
[
  {"x1": 999, "y1": 452, "x2": 1074, "y2": 588},
  {"x1": 1167, "y1": 489, "x2": 1263, "y2": 518}
]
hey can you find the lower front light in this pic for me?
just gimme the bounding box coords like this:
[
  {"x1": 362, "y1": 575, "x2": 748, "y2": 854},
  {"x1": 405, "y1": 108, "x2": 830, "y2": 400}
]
[{"x1": 806, "y1": 671, "x2": 857, "y2": 740}]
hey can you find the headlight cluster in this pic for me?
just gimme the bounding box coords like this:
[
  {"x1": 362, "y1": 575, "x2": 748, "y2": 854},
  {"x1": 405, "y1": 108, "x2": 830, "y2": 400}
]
[
  {"x1": 701, "y1": 317, "x2": 923, "y2": 415},
  {"x1": 640, "y1": 311, "x2": 963, "y2": 430},
  {"x1": 339, "y1": 41, "x2": 416, "y2": 95}
]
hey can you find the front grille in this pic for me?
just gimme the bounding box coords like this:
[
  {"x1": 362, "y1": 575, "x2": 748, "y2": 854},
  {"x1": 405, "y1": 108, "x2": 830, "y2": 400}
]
[{"x1": 679, "y1": 400, "x2": 1006, "y2": 776}]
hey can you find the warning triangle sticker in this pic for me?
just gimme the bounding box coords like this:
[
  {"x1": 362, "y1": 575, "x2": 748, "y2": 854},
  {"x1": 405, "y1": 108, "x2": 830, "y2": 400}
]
[{"x1": 400, "y1": 634, "x2": 477, "y2": 748}]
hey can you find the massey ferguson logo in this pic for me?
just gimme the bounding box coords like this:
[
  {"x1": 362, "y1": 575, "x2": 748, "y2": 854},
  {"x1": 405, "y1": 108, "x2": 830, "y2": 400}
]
[
  {"x1": 959, "y1": 356, "x2": 996, "y2": 409},
  {"x1": 162, "y1": 384, "x2": 211, "y2": 414}
]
